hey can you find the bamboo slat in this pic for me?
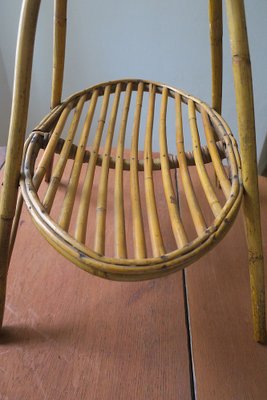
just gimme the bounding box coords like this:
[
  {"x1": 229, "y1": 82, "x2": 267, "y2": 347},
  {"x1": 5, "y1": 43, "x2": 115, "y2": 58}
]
[
  {"x1": 94, "y1": 83, "x2": 121, "y2": 254},
  {"x1": 175, "y1": 93, "x2": 206, "y2": 236},
  {"x1": 75, "y1": 86, "x2": 111, "y2": 243},
  {"x1": 58, "y1": 90, "x2": 98, "y2": 231},
  {"x1": 51, "y1": 0, "x2": 67, "y2": 109},
  {"x1": 43, "y1": 94, "x2": 86, "y2": 212},
  {"x1": 160, "y1": 87, "x2": 188, "y2": 248},
  {"x1": 46, "y1": 0, "x2": 68, "y2": 182},
  {"x1": 33, "y1": 102, "x2": 73, "y2": 189},
  {"x1": 130, "y1": 82, "x2": 147, "y2": 259},
  {"x1": 201, "y1": 109, "x2": 231, "y2": 198},
  {"x1": 144, "y1": 84, "x2": 165, "y2": 256},
  {"x1": 188, "y1": 99, "x2": 222, "y2": 218},
  {"x1": 114, "y1": 83, "x2": 133, "y2": 258}
]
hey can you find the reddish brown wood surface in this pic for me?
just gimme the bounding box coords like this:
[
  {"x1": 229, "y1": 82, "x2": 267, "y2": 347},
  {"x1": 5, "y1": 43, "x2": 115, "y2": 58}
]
[
  {"x1": 0, "y1": 158, "x2": 191, "y2": 400},
  {"x1": 184, "y1": 171, "x2": 267, "y2": 400},
  {"x1": 1, "y1": 149, "x2": 267, "y2": 399}
]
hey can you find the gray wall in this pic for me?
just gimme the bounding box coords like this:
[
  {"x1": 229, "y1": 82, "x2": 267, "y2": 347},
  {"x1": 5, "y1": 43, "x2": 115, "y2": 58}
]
[{"x1": 0, "y1": 0, "x2": 267, "y2": 158}]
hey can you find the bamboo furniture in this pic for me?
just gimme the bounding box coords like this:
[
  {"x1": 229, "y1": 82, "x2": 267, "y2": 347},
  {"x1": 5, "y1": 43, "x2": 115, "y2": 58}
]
[{"x1": 0, "y1": 0, "x2": 265, "y2": 343}]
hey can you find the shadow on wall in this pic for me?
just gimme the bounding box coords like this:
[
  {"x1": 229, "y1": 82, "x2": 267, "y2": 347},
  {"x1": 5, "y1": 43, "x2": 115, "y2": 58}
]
[{"x1": 0, "y1": 49, "x2": 11, "y2": 146}]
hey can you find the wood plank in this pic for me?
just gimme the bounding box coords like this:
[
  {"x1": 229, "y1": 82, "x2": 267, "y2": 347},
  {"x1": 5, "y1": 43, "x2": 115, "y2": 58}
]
[
  {"x1": 184, "y1": 172, "x2": 267, "y2": 400},
  {"x1": 0, "y1": 157, "x2": 191, "y2": 399}
]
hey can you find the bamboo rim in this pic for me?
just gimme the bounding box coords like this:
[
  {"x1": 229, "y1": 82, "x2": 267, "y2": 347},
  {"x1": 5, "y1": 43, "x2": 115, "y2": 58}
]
[{"x1": 20, "y1": 79, "x2": 243, "y2": 279}]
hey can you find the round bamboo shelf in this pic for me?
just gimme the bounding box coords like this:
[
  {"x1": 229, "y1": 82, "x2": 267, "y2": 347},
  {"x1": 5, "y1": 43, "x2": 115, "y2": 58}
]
[{"x1": 20, "y1": 79, "x2": 243, "y2": 281}]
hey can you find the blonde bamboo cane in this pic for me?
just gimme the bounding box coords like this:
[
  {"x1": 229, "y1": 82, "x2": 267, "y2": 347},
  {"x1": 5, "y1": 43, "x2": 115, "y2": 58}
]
[
  {"x1": 188, "y1": 100, "x2": 222, "y2": 218},
  {"x1": 201, "y1": 109, "x2": 231, "y2": 198},
  {"x1": 175, "y1": 93, "x2": 206, "y2": 236},
  {"x1": 0, "y1": 0, "x2": 41, "y2": 327},
  {"x1": 51, "y1": 0, "x2": 67, "y2": 109},
  {"x1": 208, "y1": 107, "x2": 238, "y2": 169},
  {"x1": 114, "y1": 83, "x2": 133, "y2": 258},
  {"x1": 75, "y1": 85, "x2": 111, "y2": 243},
  {"x1": 46, "y1": 0, "x2": 67, "y2": 182},
  {"x1": 209, "y1": 0, "x2": 223, "y2": 115},
  {"x1": 8, "y1": 192, "x2": 24, "y2": 265},
  {"x1": 33, "y1": 102, "x2": 73, "y2": 188},
  {"x1": 130, "y1": 82, "x2": 147, "y2": 258},
  {"x1": 21, "y1": 80, "x2": 243, "y2": 277},
  {"x1": 144, "y1": 84, "x2": 165, "y2": 256},
  {"x1": 58, "y1": 90, "x2": 98, "y2": 231},
  {"x1": 43, "y1": 94, "x2": 86, "y2": 212},
  {"x1": 8, "y1": 132, "x2": 39, "y2": 264},
  {"x1": 94, "y1": 84, "x2": 121, "y2": 254},
  {"x1": 160, "y1": 87, "x2": 188, "y2": 248},
  {"x1": 226, "y1": 0, "x2": 266, "y2": 343}
]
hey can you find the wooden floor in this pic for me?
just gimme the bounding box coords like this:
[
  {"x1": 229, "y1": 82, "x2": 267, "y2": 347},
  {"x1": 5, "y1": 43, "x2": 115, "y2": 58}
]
[{"x1": 0, "y1": 148, "x2": 266, "y2": 399}]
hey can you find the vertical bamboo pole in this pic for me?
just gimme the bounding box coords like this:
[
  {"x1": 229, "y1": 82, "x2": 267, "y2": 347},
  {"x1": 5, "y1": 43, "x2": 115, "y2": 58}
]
[
  {"x1": 226, "y1": 0, "x2": 266, "y2": 343},
  {"x1": 51, "y1": 0, "x2": 67, "y2": 109},
  {"x1": 0, "y1": 0, "x2": 41, "y2": 327},
  {"x1": 46, "y1": 0, "x2": 68, "y2": 182},
  {"x1": 209, "y1": 0, "x2": 223, "y2": 115}
]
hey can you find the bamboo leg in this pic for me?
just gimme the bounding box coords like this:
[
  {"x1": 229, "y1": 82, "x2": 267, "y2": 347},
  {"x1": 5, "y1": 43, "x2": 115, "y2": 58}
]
[
  {"x1": 8, "y1": 192, "x2": 24, "y2": 265},
  {"x1": 0, "y1": 0, "x2": 41, "y2": 327},
  {"x1": 226, "y1": 0, "x2": 266, "y2": 343},
  {"x1": 0, "y1": 220, "x2": 12, "y2": 327},
  {"x1": 209, "y1": 0, "x2": 222, "y2": 189},
  {"x1": 45, "y1": 0, "x2": 68, "y2": 183},
  {"x1": 209, "y1": 0, "x2": 222, "y2": 115}
]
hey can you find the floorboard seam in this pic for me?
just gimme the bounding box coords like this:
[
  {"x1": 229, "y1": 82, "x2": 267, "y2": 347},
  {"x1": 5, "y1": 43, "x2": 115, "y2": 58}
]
[
  {"x1": 182, "y1": 269, "x2": 197, "y2": 400},
  {"x1": 174, "y1": 166, "x2": 197, "y2": 400}
]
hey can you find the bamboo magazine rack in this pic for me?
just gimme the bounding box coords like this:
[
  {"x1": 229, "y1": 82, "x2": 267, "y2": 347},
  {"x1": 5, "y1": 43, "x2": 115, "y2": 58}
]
[{"x1": 0, "y1": 0, "x2": 266, "y2": 343}]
